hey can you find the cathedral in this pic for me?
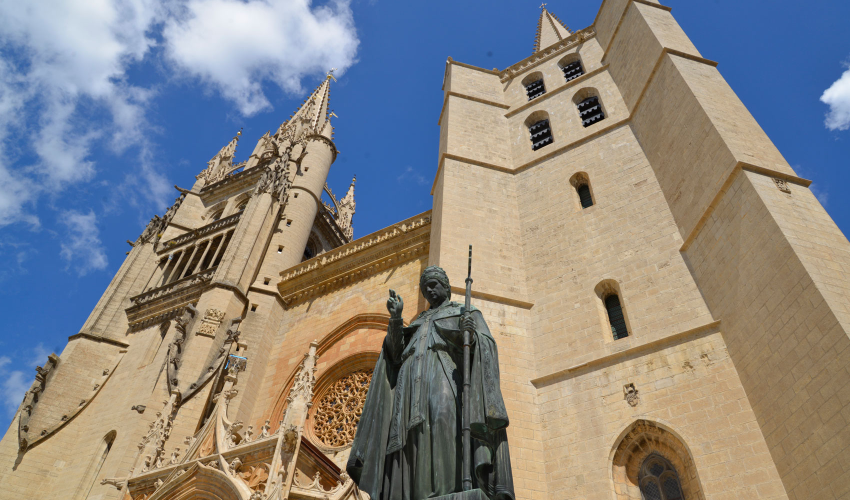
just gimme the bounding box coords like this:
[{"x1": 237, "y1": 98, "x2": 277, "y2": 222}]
[{"x1": 2, "y1": 1, "x2": 850, "y2": 499}]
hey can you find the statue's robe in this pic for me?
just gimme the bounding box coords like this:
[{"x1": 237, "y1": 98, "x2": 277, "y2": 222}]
[{"x1": 347, "y1": 301, "x2": 514, "y2": 500}]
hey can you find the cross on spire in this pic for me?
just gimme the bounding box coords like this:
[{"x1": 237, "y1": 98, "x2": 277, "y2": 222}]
[
  {"x1": 540, "y1": 3, "x2": 547, "y2": 9},
  {"x1": 327, "y1": 68, "x2": 337, "y2": 82}
]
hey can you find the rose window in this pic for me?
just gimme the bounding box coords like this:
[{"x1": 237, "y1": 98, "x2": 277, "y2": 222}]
[{"x1": 313, "y1": 369, "x2": 372, "y2": 447}]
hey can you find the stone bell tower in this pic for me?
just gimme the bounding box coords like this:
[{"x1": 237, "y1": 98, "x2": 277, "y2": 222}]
[
  {"x1": 0, "y1": 73, "x2": 355, "y2": 499},
  {"x1": 431, "y1": 3, "x2": 850, "y2": 499}
]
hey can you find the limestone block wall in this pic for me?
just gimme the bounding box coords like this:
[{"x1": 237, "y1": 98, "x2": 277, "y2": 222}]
[
  {"x1": 430, "y1": 157, "x2": 529, "y2": 305},
  {"x1": 685, "y1": 171, "x2": 850, "y2": 499},
  {"x1": 514, "y1": 125, "x2": 714, "y2": 372},
  {"x1": 593, "y1": 0, "x2": 850, "y2": 497},
  {"x1": 534, "y1": 330, "x2": 788, "y2": 500},
  {"x1": 79, "y1": 242, "x2": 162, "y2": 339},
  {"x1": 444, "y1": 63, "x2": 506, "y2": 105}
]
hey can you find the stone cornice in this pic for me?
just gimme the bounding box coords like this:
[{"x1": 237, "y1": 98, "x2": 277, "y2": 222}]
[
  {"x1": 68, "y1": 332, "x2": 130, "y2": 348},
  {"x1": 499, "y1": 26, "x2": 596, "y2": 83},
  {"x1": 199, "y1": 164, "x2": 263, "y2": 199},
  {"x1": 126, "y1": 268, "x2": 217, "y2": 327},
  {"x1": 157, "y1": 212, "x2": 242, "y2": 254},
  {"x1": 278, "y1": 212, "x2": 431, "y2": 307}
]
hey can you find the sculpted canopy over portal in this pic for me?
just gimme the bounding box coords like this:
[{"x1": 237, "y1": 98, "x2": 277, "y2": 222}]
[{"x1": 346, "y1": 266, "x2": 514, "y2": 500}]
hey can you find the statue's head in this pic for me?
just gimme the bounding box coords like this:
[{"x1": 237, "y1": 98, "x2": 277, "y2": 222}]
[{"x1": 420, "y1": 266, "x2": 451, "y2": 308}]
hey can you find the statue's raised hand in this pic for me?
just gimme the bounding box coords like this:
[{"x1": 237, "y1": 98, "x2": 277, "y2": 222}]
[{"x1": 387, "y1": 289, "x2": 404, "y2": 319}]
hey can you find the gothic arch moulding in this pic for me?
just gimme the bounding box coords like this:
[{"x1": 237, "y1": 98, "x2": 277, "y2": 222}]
[
  {"x1": 267, "y1": 313, "x2": 391, "y2": 432},
  {"x1": 609, "y1": 419, "x2": 705, "y2": 500},
  {"x1": 137, "y1": 462, "x2": 245, "y2": 500}
]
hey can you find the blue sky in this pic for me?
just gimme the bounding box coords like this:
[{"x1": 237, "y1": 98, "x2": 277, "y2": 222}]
[{"x1": 0, "y1": 0, "x2": 848, "y2": 430}]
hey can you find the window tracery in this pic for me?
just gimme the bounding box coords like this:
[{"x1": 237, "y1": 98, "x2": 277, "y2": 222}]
[{"x1": 312, "y1": 369, "x2": 373, "y2": 447}]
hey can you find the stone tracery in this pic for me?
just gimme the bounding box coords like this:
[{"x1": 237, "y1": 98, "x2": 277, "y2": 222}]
[{"x1": 313, "y1": 369, "x2": 373, "y2": 448}]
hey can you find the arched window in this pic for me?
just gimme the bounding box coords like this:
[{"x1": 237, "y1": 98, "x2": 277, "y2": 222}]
[
  {"x1": 639, "y1": 454, "x2": 685, "y2": 500},
  {"x1": 74, "y1": 431, "x2": 116, "y2": 499},
  {"x1": 559, "y1": 56, "x2": 585, "y2": 82},
  {"x1": 525, "y1": 111, "x2": 553, "y2": 151},
  {"x1": 574, "y1": 88, "x2": 606, "y2": 128},
  {"x1": 569, "y1": 172, "x2": 594, "y2": 209},
  {"x1": 605, "y1": 294, "x2": 629, "y2": 340},
  {"x1": 302, "y1": 236, "x2": 319, "y2": 262},
  {"x1": 236, "y1": 200, "x2": 248, "y2": 212},
  {"x1": 210, "y1": 210, "x2": 223, "y2": 221},
  {"x1": 522, "y1": 72, "x2": 546, "y2": 101}
]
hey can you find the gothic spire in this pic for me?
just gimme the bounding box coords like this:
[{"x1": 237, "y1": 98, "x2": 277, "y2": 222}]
[
  {"x1": 533, "y1": 5, "x2": 571, "y2": 53},
  {"x1": 275, "y1": 72, "x2": 334, "y2": 140},
  {"x1": 336, "y1": 176, "x2": 356, "y2": 240},
  {"x1": 197, "y1": 129, "x2": 241, "y2": 183}
]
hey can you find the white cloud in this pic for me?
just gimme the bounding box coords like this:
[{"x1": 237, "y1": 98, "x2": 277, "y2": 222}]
[
  {"x1": 0, "y1": 357, "x2": 29, "y2": 419},
  {"x1": 397, "y1": 166, "x2": 429, "y2": 186},
  {"x1": 163, "y1": 0, "x2": 358, "y2": 115},
  {"x1": 0, "y1": 0, "x2": 359, "y2": 225},
  {"x1": 821, "y1": 63, "x2": 850, "y2": 131},
  {"x1": 0, "y1": 345, "x2": 55, "y2": 419},
  {"x1": 59, "y1": 210, "x2": 109, "y2": 275}
]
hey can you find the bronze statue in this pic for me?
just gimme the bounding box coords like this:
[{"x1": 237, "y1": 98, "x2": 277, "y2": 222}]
[{"x1": 347, "y1": 266, "x2": 514, "y2": 500}]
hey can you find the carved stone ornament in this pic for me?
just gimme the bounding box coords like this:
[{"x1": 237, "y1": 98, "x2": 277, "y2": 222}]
[
  {"x1": 197, "y1": 308, "x2": 226, "y2": 337},
  {"x1": 773, "y1": 177, "x2": 792, "y2": 194},
  {"x1": 624, "y1": 383, "x2": 639, "y2": 407},
  {"x1": 313, "y1": 369, "x2": 373, "y2": 447}
]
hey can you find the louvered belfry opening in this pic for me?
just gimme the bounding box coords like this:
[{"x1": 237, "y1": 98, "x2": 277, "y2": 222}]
[
  {"x1": 605, "y1": 294, "x2": 629, "y2": 339},
  {"x1": 577, "y1": 184, "x2": 593, "y2": 208},
  {"x1": 529, "y1": 119, "x2": 553, "y2": 150},
  {"x1": 562, "y1": 60, "x2": 585, "y2": 82},
  {"x1": 525, "y1": 78, "x2": 546, "y2": 101},
  {"x1": 578, "y1": 96, "x2": 605, "y2": 127}
]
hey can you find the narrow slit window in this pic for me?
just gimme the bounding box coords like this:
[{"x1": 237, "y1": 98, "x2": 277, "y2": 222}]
[
  {"x1": 577, "y1": 96, "x2": 605, "y2": 127},
  {"x1": 251, "y1": 304, "x2": 258, "y2": 312},
  {"x1": 528, "y1": 119, "x2": 553, "y2": 151},
  {"x1": 577, "y1": 184, "x2": 593, "y2": 208},
  {"x1": 605, "y1": 294, "x2": 629, "y2": 340},
  {"x1": 263, "y1": 277, "x2": 271, "y2": 285},
  {"x1": 525, "y1": 78, "x2": 546, "y2": 101},
  {"x1": 562, "y1": 60, "x2": 585, "y2": 82}
]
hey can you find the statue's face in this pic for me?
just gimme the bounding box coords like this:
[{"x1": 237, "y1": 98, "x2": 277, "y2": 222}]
[{"x1": 422, "y1": 278, "x2": 449, "y2": 308}]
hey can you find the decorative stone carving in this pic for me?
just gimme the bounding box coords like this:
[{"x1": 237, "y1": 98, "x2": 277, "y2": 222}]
[
  {"x1": 138, "y1": 190, "x2": 186, "y2": 246},
  {"x1": 227, "y1": 421, "x2": 244, "y2": 448},
  {"x1": 624, "y1": 383, "x2": 639, "y2": 407},
  {"x1": 131, "y1": 405, "x2": 146, "y2": 414},
  {"x1": 228, "y1": 456, "x2": 243, "y2": 475},
  {"x1": 260, "y1": 420, "x2": 271, "y2": 438},
  {"x1": 166, "y1": 304, "x2": 197, "y2": 392},
  {"x1": 238, "y1": 463, "x2": 270, "y2": 493},
  {"x1": 774, "y1": 177, "x2": 792, "y2": 194},
  {"x1": 100, "y1": 477, "x2": 126, "y2": 490},
  {"x1": 197, "y1": 308, "x2": 226, "y2": 337},
  {"x1": 18, "y1": 353, "x2": 60, "y2": 451},
  {"x1": 313, "y1": 369, "x2": 373, "y2": 447},
  {"x1": 197, "y1": 131, "x2": 241, "y2": 185}
]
